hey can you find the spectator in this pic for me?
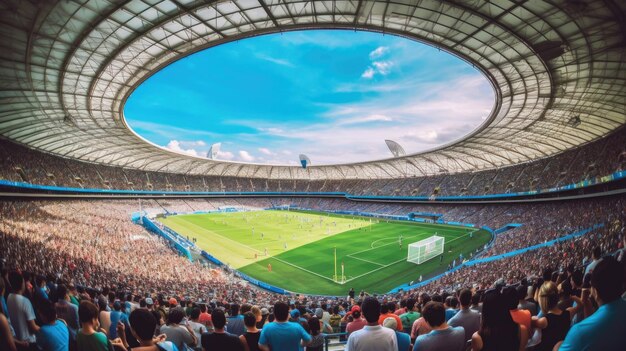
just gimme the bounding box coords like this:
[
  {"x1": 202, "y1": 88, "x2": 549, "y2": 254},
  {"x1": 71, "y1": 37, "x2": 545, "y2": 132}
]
[
  {"x1": 444, "y1": 296, "x2": 459, "y2": 322},
  {"x1": 471, "y1": 290, "x2": 528, "y2": 351},
  {"x1": 305, "y1": 316, "x2": 324, "y2": 351},
  {"x1": 258, "y1": 301, "x2": 311, "y2": 351},
  {"x1": 227, "y1": 303, "x2": 245, "y2": 336},
  {"x1": 505, "y1": 286, "x2": 531, "y2": 334},
  {"x1": 399, "y1": 298, "x2": 420, "y2": 334},
  {"x1": 97, "y1": 298, "x2": 111, "y2": 338},
  {"x1": 378, "y1": 302, "x2": 403, "y2": 331},
  {"x1": 35, "y1": 299, "x2": 69, "y2": 351},
  {"x1": 109, "y1": 301, "x2": 130, "y2": 340},
  {"x1": 201, "y1": 308, "x2": 244, "y2": 351},
  {"x1": 345, "y1": 297, "x2": 397, "y2": 351},
  {"x1": 54, "y1": 284, "x2": 79, "y2": 340},
  {"x1": 346, "y1": 307, "x2": 366, "y2": 335},
  {"x1": 329, "y1": 305, "x2": 342, "y2": 332},
  {"x1": 128, "y1": 308, "x2": 177, "y2": 351},
  {"x1": 0, "y1": 311, "x2": 23, "y2": 351},
  {"x1": 188, "y1": 307, "x2": 207, "y2": 350},
  {"x1": 448, "y1": 289, "x2": 480, "y2": 342},
  {"x1": 239, "y1": 311, "x2": 261, "y2": 351},
  {"x1": 413, "y1": 301, "x2": 465, "y2": 351},
  {"x1": 532, "y1": 281, "x2": 581, "y2": 351},
  {"x1": 516, "y1": 285, "x2": 538, "y2": 316},
  {"x1": 382, "y1": 317, "x2": 410, "y2": 351},
  {"x1": 585, "y1": 247, "x2": 602, "y2": 275},
  {"x1": 7, "y1": 271, "x2": 39, "y2": 345},
  {"x1": 77, "y1": 300, "x2": 123, "y2": 351},
  {"x1": 558, "y1": 257, "x2": 626, "y2": 350},
  {"x1": 161, "y1": 307, "x2": 197, "y2": 351}
]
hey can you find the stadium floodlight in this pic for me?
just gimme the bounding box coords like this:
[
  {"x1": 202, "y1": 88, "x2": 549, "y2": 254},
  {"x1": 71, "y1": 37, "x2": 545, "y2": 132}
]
[
  {"x1": 299, "y1": 154, "x2": 311, "y2": 169},
  {"x1": 385, "y1": 140, "x2": 406, "y2": 158},
  {"x1": 407, "y1": 236, "x2": 445, "y2": 265},
  {"x1": 208, "y1": 143, "x2": 221, "y2": 160}
]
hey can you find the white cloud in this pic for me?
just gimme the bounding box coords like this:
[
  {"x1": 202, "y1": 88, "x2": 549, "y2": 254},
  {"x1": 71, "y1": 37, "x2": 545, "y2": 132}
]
[
  {"x1": 256, "y1": 53, "x2": 294, "y2": 67},
  {"x1": 372, "y1": 61, "x2": 392, "y2": 75},
  {"x1": 337, "y1": 114, "x2": 393, "y2": 126},
  {"x1": 361, "y1": 67, "x2": 375, "y2": 79},
  {"x1": 258, "y1": 127, "x2": 285, "y2": 134},
  {"x1": 369, "y1": 46, "x2": 389, "y2": 59},
  {"x1": 165, "y1": 140, "x2": 206, "y2": 157},
  {"x1": 216, "y1": 150, "x2": 234, "y2": 160},
  {"x1": 238, "y1": 150, "x2": 255, "y2": 162},
  {"x1": 258, "y1": 147, "x2": 273, "y2": 155}
]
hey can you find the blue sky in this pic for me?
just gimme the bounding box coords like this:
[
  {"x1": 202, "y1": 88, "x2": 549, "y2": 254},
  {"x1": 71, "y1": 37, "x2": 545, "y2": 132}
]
[{"x1": 124, "y1": 30, "x2": 494, "y2": 165}]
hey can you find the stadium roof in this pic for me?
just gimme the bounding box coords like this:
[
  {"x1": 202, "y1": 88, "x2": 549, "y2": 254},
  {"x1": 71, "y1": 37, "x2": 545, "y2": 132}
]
[{"x1": 0, "y1": 0, "x2": 625, "y2": 180}]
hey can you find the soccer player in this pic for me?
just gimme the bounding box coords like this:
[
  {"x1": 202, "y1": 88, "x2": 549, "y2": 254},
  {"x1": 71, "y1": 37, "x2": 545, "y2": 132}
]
[{"x1": 267, "y1": 263, "x2": 272, "y2": 272}]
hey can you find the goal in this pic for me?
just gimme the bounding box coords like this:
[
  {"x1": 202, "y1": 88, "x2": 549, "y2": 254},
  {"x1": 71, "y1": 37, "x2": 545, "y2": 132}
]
[{"x1": 407, "y1": 236, "x2": 445, "y2": 265}]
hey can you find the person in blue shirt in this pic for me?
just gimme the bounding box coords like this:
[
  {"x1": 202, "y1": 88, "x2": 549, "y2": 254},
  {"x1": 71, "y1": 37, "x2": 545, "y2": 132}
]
[
  {"x1": 36, "y1": 299, "x2": 69, "y2": 351},
  {"x1": 259, "y1": 301, "x2": 311, "y2": 351},
  {"x1": 109, "y1": 301, "x2": 130, "y2": 340},
  {"x1": 382, "y1": 317, "x2": 410, "y2": 351},
  {"x1": 558, "y1": 256, "x2": 626, "y2": 350}
]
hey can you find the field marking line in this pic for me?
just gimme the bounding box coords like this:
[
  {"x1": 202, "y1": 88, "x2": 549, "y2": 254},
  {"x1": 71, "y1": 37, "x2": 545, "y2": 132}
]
[
  {"x1": 175, "y1": 219, "x2": 263, "y2": 254},
  {"x1": 347, "y1": 255, "x2": 386, "y2": 267}
]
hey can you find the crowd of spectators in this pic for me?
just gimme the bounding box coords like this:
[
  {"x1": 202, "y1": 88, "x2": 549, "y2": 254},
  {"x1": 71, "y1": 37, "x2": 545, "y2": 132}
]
[
  {"x1": 1, "y1": 125, "x2": 625, "y2": 196},
  {"x1": 1, "y1": 194, "x2": 626, "y2": 350}
]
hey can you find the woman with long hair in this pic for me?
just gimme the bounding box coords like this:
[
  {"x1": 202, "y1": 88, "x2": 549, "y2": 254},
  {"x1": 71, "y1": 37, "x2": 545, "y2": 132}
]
[
  {"x1": 472, "y1": 289, "x2": 528, "y2": 351},
  {"x1": 533, "y1": 281, "x2": 581, "y2": 351}
]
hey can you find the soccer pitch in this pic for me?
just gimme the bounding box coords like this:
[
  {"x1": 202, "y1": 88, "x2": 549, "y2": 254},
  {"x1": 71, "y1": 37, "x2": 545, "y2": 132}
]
[{"x1": 159, "y1": 210, "x2": 491, "y2": 295}]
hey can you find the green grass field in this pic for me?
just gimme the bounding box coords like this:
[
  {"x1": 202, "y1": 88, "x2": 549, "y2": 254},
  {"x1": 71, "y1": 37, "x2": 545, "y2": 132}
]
[{"x1": 159, "y1": 210, "x2": 491, "y2": 295}]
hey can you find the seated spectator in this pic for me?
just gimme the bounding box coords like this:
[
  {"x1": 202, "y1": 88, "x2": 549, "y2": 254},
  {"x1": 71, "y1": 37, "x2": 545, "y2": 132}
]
[
  {"x1": 129, "y1": 308, "x2": 177, "y2": 351},
  {"x1": 227, "y1": 304, "x2": 245, "y2": 336},
  {"x1": 532, "y1": 281, "x2": 581, "y2": 351},
  {"x1": 259, "y1": 301, "x2": 311, "y2": 351},
  {"x1": 378, "y1": 302, "x2": 403, "y2": 331},
  {"x1": 346, "y1": 307, "x2": 366, "y2": 335},
  {"x1": 471, "y1": 290, "x2": 528, "y2": 351},
  {"x1": 36, "y1": 299, "x2": 69, "y2": 351},
  {"x1": 382, "y1": 317, "x2": 410, "y2": 351},
  {"x1": 161, "y1": 307, "x2": 197, "y2": 351},
  {"x1": 558, "y1": 256, "x2": 626, "y2": 350},
  {"x1": 239, "y1": 311, "x2": 261, "y2": 351},
  {"x1": 201, "y1": 308, "x2": 244, "y2": 351},
  {"x1": 305, "y1": 316, "x2": 324, "y2": 351},
  {"x1": 55, "y1": 284, "x2": 79, "y2": 340},
  {"x1": 188, "y1": 307, "x2": 207, "y2": 351},
  {"x1": 413, "y1": 301, "x2": 465, "y2": 351},
  {"x1": 77, "y1": 300, "x2": 124, "y2": 351},
  {"x1": 448, "y1": 289, "x2": 480, "y2": 342},
  {"x1": 345, "y1": 297, "x2": 397, "y2": 351},
  {"x1": 516, "y1": 285, "x2": 537, "y2": 316},
  {"x1": 399, "y1": 299, "x2": 420, "y2": 334},
  {"x1": 7, "y1": 271, "x2": 39, "y2": 345}
]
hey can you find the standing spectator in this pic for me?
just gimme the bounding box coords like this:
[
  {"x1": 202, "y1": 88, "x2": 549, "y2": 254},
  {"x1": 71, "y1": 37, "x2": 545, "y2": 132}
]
[
  {"x1": 382, "y1": 317, "x2": 410, "y2": 351},
  {"x1": 558, "y1": 257, "x2": 626, "y2": 350},
  {"x1": 161, "y1": 307, "x2": 197, "y2": 351},
  {"x1": 128, "y1": 308, "x2": 177, "y2": 351},
  {"x1": 97, "y1": 298, "x2": 111, "y2": 338},
  {"x1": 471, "y1": 290, "x2": 528, "y2": 351},
  {"x1": 239, "y1": 311, "x2": 261, "y2": 351},
  {"x1": 258, "y1": 301, "x2": 311, "y2": 351},
  {"x1": 516, "y1": 285, "x2": 538, "y2": 316},
  {"x1": 227, "y1": 304, "x2": 245, "y2": 336},
  {"x1": 345, "y1": 297, "x2": 397, "y2": 351},
  {"x1": 109, "y1": 301, "x2": 130, "y2": 340},
  {"x1": 532, "y1": 281, "x2": 581, "y2": 351},
  {"x1": 505, "y1": 286, "x2": 531, "y2": 334},
  {"x1": 201, "y1": 309, "x2": 244, "y2": 351},
  {"x1": 35, "y1": 299, "x2": 69, "y2": 351},
  {"x1": 378, "y1": 303, "x2": 402, "y2": 331},
  {"x1": 448, "y1": 289, "x2": 481, "y2": 342},
  {"x1": 7, "y1": 271, "x2": 39, "y2": 346},
  {"x1": 444, "y1": 297, "x2": 459, "y2": 322},
  {"x1": 585, "y1": 247, "x2": 602, "y2": 275},
  {"x1": 413, "y1": 302, "x2": 465, "y2": 351}
]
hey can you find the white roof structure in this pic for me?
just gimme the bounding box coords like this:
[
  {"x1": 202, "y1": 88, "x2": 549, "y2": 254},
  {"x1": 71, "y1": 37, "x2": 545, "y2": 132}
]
[{"x1": 0, "y1": 0, "x2": 625, "y2": 180}]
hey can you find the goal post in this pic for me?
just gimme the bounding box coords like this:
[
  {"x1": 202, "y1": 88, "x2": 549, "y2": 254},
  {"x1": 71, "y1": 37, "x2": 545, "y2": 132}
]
[{"x1": 407, "y1": 236, "x2": 445, "y2": 265}]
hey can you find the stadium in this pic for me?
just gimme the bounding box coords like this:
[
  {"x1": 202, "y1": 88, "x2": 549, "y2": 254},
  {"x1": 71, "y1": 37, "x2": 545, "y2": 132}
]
[{"x1": 0, "y1": 1, "x2": 625, "y2": 351}]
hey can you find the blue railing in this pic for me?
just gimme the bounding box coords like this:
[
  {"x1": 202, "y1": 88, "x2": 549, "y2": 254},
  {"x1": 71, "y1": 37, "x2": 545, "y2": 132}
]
[{"x1": 139, "y1": 217, "x2": 193, "y2": 260}]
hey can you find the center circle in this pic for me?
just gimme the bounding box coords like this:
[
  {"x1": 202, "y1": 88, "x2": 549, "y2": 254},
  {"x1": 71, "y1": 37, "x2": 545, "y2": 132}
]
[{"x1": 124, "y1": 29, "x2": 494, "y2": 166}]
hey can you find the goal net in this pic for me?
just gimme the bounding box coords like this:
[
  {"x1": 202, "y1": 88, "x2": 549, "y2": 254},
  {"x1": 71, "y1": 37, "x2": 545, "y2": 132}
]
[{"x1": 407, "y1": 236, "x2": 445, "y2": 265}]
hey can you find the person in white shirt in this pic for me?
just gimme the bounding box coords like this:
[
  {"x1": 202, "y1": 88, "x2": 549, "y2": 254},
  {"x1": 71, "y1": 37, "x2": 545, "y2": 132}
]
[
  {"x1": 6, "y1": 271, "x2": 39, "y2": 345},
  {"x1": 345, "y1": 297, "x2": 398, "y2": 351}
]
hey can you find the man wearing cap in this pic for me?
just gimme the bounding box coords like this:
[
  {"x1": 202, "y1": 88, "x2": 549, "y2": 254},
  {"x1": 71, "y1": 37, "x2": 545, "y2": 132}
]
[
  {"x1": 144, "y1": 297, "x2": 154, "y2": 310},
  {"x1": 345, "y1": 297, "x2": 397, "y2": 351},
  {"x1": 346, "y1": 305, "x2": 366, "y2": 334}
]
